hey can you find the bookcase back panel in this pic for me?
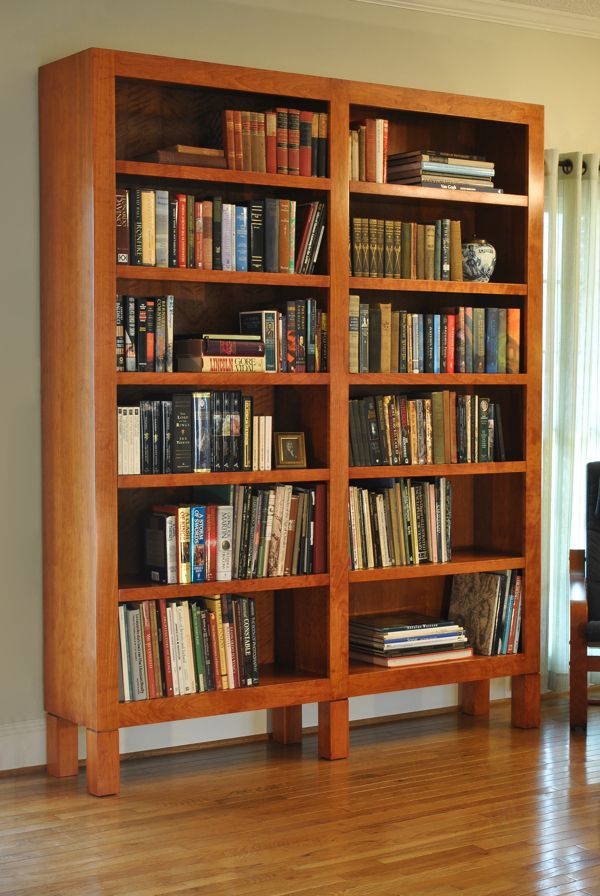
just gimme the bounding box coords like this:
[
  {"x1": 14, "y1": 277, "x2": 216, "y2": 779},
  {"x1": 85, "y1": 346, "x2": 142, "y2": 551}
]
[
  {"x1": 274, "y1": 387, "x2": 329, "y2": 468},
  {"x1": 116, "y1": 79, "x2": 329, "y2": 161},
  {"x1": 275, "y1": 588, "x2": 329, "y2": 676},
  {"x1": 471, "y1": 474, "x2": 525, "y2": 555},
  {"x1": 350, "y1": 577, "x2": 447, "y2": 618}
]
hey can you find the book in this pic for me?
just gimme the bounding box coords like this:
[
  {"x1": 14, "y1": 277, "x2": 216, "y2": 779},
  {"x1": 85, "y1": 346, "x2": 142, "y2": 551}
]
[
  {"x1": 350, "y1": 646, "x2": 473, "y2": 667},
  {"x1": 448, "y1": 572, "x2": 504, "y2": 655}
]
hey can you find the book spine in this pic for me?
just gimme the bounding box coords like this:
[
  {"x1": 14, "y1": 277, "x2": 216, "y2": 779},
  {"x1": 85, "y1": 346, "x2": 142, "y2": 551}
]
[{"x1": 116, "y1": 188, "x2": 130, "y2": 264}]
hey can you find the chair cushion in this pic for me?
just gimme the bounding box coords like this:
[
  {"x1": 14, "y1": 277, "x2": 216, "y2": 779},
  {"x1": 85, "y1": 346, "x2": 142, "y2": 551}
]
[{"x1": 586, "y1": 620, "x2": 600, "y2": 643}]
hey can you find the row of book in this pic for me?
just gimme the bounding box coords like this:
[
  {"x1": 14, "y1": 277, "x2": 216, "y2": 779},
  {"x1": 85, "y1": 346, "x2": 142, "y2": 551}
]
[
  {"x1": 117, "y1": 391, "x2": 274, "y2": 475},
  {"x1": 348, "y1": 477, "x2": 452, "y2": 570},
  {"x1": 387, "y1": 150, "x2": 502, "y2": 195},
  {"x1": 222, "y1": 108, "x2": 328, "y2": 177},
  {"x1": 349, "y1": 300, "x2": 521, "y2": 375},
  {"x1": 448, "y1": 570, "x2": 523, "y2": 655},
  {"x1": 349, "y1": 612, "x2": 472, "y2": 668},
  {"x1": 118, "y1": 595, "x2": 259, "y2": 702},
  {"x1": 350, "y1": 392, "x2": 505, "y2": 468},
  {"x1": 350, "y1": 217, "x2": 463, "y2": 281},
  {"x1": 176, "y1": 301, "x2": 328, "y2": 374},
  {"x1": 145, "y1": 483, "x2": 326, "y2": 584},
  {"x1": 349, "y1": 118, "x2": 389, "y2": 184},
  {"x1": 116, "y1": 188, "x2": 326, "y2": 274},
  {"x1": 116, "y1": 295, "x2": 174, "y2": 373}
]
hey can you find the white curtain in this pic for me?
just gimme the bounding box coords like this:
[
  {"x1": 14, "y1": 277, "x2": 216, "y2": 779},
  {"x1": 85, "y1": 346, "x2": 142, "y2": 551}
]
[{"x1": 542, "y1": 150, "x2": 600, "y2": 691}]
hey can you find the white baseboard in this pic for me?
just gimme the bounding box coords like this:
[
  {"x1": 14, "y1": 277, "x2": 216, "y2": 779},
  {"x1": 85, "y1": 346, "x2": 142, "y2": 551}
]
[{"x1": 1, "y1": 681, "x2": 511, "y2": 773}]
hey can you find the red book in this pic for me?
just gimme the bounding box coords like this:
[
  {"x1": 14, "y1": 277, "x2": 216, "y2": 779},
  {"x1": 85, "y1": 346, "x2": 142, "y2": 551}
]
[
  {"x1": 275, "y1": 107, "x2": 288, "y2": 174},
  {"x1": 313, "y1": 483, "x2": 327, "y2": 573},
  {"x1": 157, "y1": 599, "x2": 175, "y2": 697},
  {"x1": 140, "y1": 601, "x2": 157, "y2": 699},
  {"x1": 175, "y1": 193, "x2": 187, "y2": 268},
  {"x1": 265, "y1": 111, "x2": 277, "y2": 174},
  {"x1": 287, "y1": 108, "x2": 300, "y2": 176},
  {"x1": 201, "y1": 338, "x2": 266, "y2": 356},
  {"x1": 205, "y1": 504, "x2": 217, "y2": 582},
  {"x1": 222, "y1": 110, "x2": 236, "y2": 169},
  {"x1": 145, "y1": 298, "x2": 155, "y2": 372},
  {"x1": 446, "y1": 312, "x2": 456, "y2": 373}
]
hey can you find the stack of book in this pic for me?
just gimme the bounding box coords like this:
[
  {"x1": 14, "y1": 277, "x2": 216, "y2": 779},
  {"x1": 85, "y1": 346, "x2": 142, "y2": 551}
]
[
  {"x1": 222, "y1": 108, "x2": 328, "y2": 176},
  {"x1": 348, "y1": 476, "x2": 451, "y2": 569},
  {"x1": 386, "y1": 150, "x2": 501, "y2": 194},
  {"x1": 116, "y1": 188, "x2": 326, "y2": 274},
  {"x1": 448, "y1": 570, "x2": 523, "y2": 655},
  {"x1": 118, "y1": 595, "x2": 259, "y2": 701},
  {"x1": 174, "y1": 300, "x2": 328, "y2": 374},
  {"x1": 349, "y1": 118, "x2": 389, "y2": 183},
  {"x1": 348, "y1": 300, "x2": 520, "y2": 375},
  {"x1": 349, "y1": 612, "x2": 472, "y2": 668},
  {"x1": 136, "y1": 144, "x2": 227, "y2": 169},
  {"x1": 145, "y1": 482, "x2": 326, "y2": 584},
  {"x1": 116, "y1": 295, "x2": 174, "y2": 372},
  {"x1": 349, "y1": 392, "x2": 505, "y2": 468},
  {"x1": 117, "y1": 392, "x2": 273, "y2": 476},
  {"x1": 350, "y1": 217, "x2": 462, "y2": 280}
]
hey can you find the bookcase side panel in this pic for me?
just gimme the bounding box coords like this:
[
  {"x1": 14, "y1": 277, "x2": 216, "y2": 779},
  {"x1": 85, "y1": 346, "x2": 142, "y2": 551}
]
[{"x1": 40, "y1": 49, "x2": 118, "y2": 731}]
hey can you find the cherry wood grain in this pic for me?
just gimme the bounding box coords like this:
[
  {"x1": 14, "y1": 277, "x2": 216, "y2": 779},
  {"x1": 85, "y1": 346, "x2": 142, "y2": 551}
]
[
  {"x1": 350, "y1": 462, "x2": 527, "y2": 478},
  {"x1": 349, "y1": 550, "x2": 526, "y2": 583},
  {"x1": 46, "y1": 715, "x2": 78, "y2": 778},
  {"x1": 349, "y1": 277, "x2": 527, "y2": 294},
  {"x1": 117, "y1": 372, "x2": 330, "y2": 386},
  {"x1": 117, "y1": 160, "x2": 332, "y2": 191},
  {"x1": 85, "y1": 729, "x2": 120, "y2": 797},
  {"x1": 461, "y1": 680, "x2": 491, "y2": 717},
  {"x1": 118, "y1": 574, "x2": 330, "y2": 602},
  {"x1": 118, "y1": 468, "x2": 330, "y2": 488},
  {"x1": 270, "y1": 706, "x2": 303, "y2": 744},
  {"x1": 116, "y1": 264, "x2": 330, "y2": 288},
  {"x1": 350, "y1": 180, "x2": 527, "y2": 207},
  {"x1": 318, "y1": 699, "x2": 350, "y2": 759}
]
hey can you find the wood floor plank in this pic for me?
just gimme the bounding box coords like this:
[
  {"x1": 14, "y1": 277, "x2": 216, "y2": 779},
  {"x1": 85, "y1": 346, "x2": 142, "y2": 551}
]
[{"x1": 1, "y1": 697, "x2": 600, "y2": 896}]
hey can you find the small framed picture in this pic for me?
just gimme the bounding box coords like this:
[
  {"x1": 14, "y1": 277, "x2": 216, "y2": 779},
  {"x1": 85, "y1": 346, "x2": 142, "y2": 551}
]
[{"x1": 274, "y1": 432, "x2": 307, "y2": 468}]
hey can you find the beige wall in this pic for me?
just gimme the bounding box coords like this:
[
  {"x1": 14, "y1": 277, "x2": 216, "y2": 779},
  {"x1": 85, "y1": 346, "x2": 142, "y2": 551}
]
[{"x1": 1, "y1": 0, "x2": 598, "y2": 757}]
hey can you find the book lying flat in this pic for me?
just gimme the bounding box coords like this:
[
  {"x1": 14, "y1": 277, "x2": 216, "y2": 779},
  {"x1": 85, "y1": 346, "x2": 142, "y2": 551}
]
[
  {"x1": 137, "y1": 149, "x2": 227, "y2": 168},
  {"x1": 350, "y1": 646, "x2": 473, "y2": 667},
  {"x1": 350, "y1": 612, "x2": 461, "y2": 635}
]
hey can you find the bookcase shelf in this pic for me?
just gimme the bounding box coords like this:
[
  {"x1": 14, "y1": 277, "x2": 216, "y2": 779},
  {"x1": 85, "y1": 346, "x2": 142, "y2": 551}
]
[
  {"x1": 349, "y1": 180, "x2": 528, "y2": 207},
  {"x1": 40, "y1": 48, "x2": 542, "y2": 795},
  {"x1": 118, "y1": 468, "x2": 331, "y2": 488},
  {"x1": 348, "y1": 277, "x2": 528, "y2": 295},
  {"x1": 116, "y1": 265, "x2": 330, "y2": 288},
  {"x1": 116, "y1": 372, "x2": 331, "y2": 386},
  {"x1": 117, "y1": 160, "x2": 332, "y2": 192}
]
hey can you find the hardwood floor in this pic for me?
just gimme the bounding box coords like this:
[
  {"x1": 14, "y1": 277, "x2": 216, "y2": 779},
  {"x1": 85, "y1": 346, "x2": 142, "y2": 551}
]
[{"x1": 2, "y1": 696, "x2": 600, "y2": 896}]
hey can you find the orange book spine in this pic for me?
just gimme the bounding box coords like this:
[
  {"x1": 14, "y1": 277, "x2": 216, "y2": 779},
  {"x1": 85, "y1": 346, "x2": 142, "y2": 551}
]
[{"x1": 506, "y1": 307, "x2": 521, "y2": 374}]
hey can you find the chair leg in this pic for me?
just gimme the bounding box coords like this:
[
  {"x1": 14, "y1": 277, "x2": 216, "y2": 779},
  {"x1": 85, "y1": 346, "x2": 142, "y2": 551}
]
[{"x1": 570, "y1": 648, "x2": 589, "y2": 731}]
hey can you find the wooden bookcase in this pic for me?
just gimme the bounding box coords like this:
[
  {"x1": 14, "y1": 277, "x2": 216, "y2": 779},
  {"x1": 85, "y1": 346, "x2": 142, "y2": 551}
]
[{"x1": 39, "y1": 48, "x2": 543, "y2": 796}]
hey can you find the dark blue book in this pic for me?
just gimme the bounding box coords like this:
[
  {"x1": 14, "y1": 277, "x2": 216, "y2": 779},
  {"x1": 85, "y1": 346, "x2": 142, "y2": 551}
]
[{"x1": 235, "y1": 206, "x2": 248, "y2": 272}]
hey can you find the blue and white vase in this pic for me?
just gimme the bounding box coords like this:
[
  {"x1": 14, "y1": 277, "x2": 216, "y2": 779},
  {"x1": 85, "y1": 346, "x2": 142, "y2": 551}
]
[{"x1": 461, "y1": 237, "x2": 497, "y2": 283}]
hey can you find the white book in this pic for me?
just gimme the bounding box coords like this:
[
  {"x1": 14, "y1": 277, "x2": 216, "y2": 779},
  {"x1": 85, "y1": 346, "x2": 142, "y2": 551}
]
[
  {"x1": 131, "y1": 406, "x2": 141, "y2": 475},
  {"x1": 262, "y1": 489, "x2": 276, "y2": 577},
  {"x1": 117, "y1": 408, "x2": 124, "y2": 475},
  {"x1": 171, "y1": 601, "x2": 186, "y2": 695},
  {"x1": 126, "y1": 605, "x2": 147, "y2": 701},
  {"x1": 177, "y1": 601, "x2": 197, "y2": 694},
  {"x1": 155, "y1": 190, "x2": 169, "y2": 267},
  {"x1": 118, "y1": 604, "x2": 131, "y2": 702},
  {"x1": 216, "y1": 505, "x2": 233, "y2": 581},
  {"x1": 259, "y1": 416, "x2": 266, "y2": 472},
  {"x1": 252, "y1": 416, "x2": 259, "y2": 471},
  {"x1": 165, "y1": 604, "x2": 180, "y2": 696},
  {"x1": 375, "y1": 493, "x2": 390, "y2": 567},
  {"x1": 277, "y1": 485, "x2": 294, "y2": 577},
  {"x1": 375, "y1": 118, "x2": 384, "y2": 183},
  {"x1": 140, "y1": 189, "x2": 156, "y2": 266},
  {"x1": 221, "y1": 203, "x2": 234, "y2": 271},
  {"x1": 268, "y1": 485, "x2": 286, "y2": 577},
  {"x1": 265, "y1": 416, "x2": 272, "y2": 471}
]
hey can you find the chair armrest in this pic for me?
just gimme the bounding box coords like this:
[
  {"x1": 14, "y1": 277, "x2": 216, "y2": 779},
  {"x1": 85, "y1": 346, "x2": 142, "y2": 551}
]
[{"x1": 570, "y1": 549, "x2": 588, "y2": 644}]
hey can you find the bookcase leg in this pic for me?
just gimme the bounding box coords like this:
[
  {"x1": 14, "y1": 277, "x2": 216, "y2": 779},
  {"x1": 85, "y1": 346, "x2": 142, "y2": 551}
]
[
  {"x1": 511, "y1": 673, "x2": 541, "y2": 729},
  {"x1": 85, "y1": 729, "x2": 120, "y2": 797},
  {"x1": 270, "y1": 706, "x2": 303, "y2": 745},
  {"x1": 46, "y1": 714, "x2": 79, "y2": 778},
  {"x1": 318, "y1": 699, "x2": 349, "y2": 760},
  {"x1": 461, "y1": 680, "x2": 490, "y2": 717}
]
